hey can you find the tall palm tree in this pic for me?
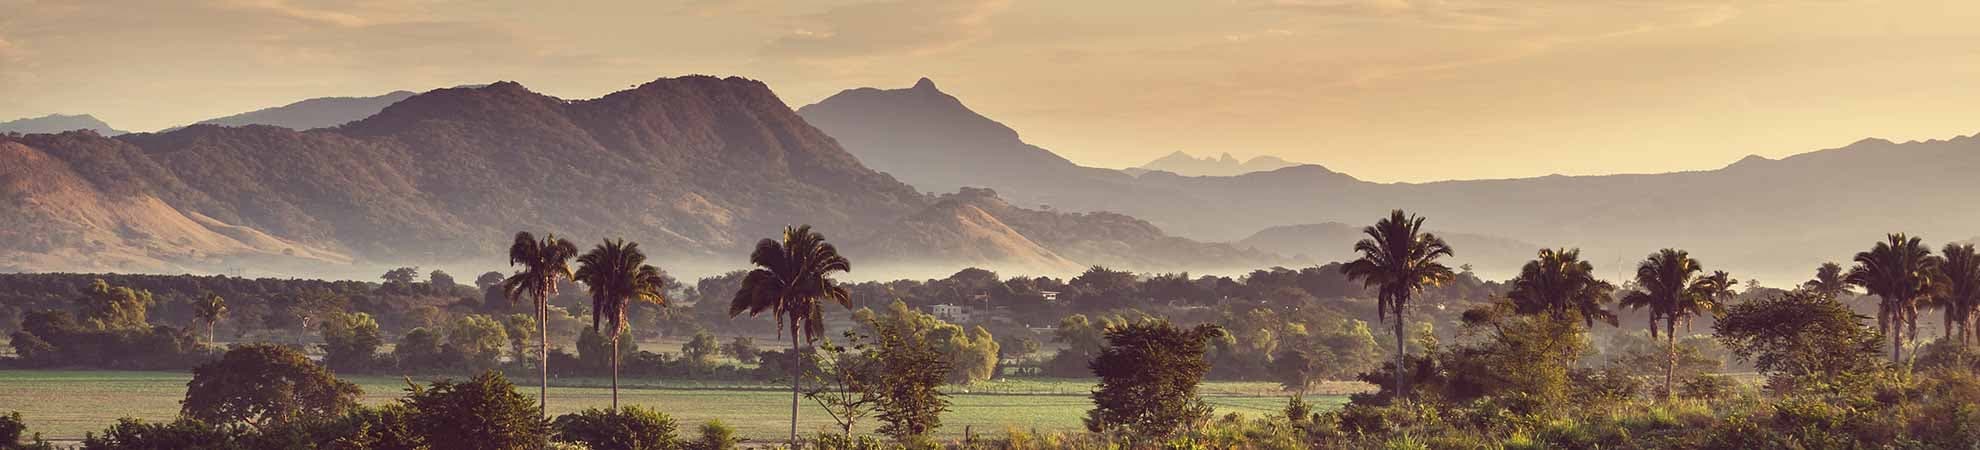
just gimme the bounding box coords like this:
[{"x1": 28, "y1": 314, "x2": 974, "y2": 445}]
[
  {"x1": 729, "y1": 225, "x2": 853, "y2": 446},
  {"x1": 1507, "y1": 248, "x2": 1618, "y2": 328},
  {"x1": 1935, "y1": 243, "x2": 1980, "y2": 346},
  {"x1": 574, "y1": 238, "x2": 669, "y2": 410},
  {"x1": 1691, "y1": 271, "x2": 1739, "y2": 333},
  {"x1": 501, "y1": 231, "x2": 578, "y2": 418},
  {"x1": 1340, "y1": 210, "x2": 1455, "y2": 403},
  {"x1": 193, "y1": 293, "x2": 227, "y2": 346},
  {"x1": 1848, "y1": 233, "x2": 1936, "y2": 362},
  {"x1": 1803, "y1": 262, "x2": 1853, "y2": 299},
  {"x1": 1619, "y1": 249, "x2": 1722, "y2": 401}
]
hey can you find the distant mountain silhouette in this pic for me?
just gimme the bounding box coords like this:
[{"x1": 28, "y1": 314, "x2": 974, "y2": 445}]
[
  {"x1": 0, "y1": 114, "x2": 124, "y2": 135},
  {"x1": 189, "y1": 90, "x2": 419, "y2": 130},
  {"x1": 1126, "y1": 151, "x2": 1300, "y2": 177},
  {"x1": 0, "y1": 76, "x2": 1268, "y2": 276},
  {"x1": 804, "y1": 79, "x2": 1980, "y2": 283}
]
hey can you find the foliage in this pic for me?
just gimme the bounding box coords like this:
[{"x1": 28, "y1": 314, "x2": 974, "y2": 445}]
[
  {"x1": 1340, "y1": 210, "x2": 1456, "y2": 402},
  {"x1": 1085, "y1": 320, "x2": 1223, "y2": 437},
  {"x1": 866, "y1": 318, "x2": 953, "y2": 441},
  {"x1": 1848, "y1": 233, "x2": 1937, "y2": 361},
  {"x1": 182, "y1": 344, "x2": 362, "y2": 428},
  {"x1": 725, "y1": 336, "x2": 760, "y2": 364},
  {"x1": 853, "y1": 301, "x2": 999, "y2": 385},
  {"x1": 683, "y1": 331, "x2": 721, "y2": 369},
  {"x1": 728, "y1": 224, "x2": 855, "y2": 444},
  {"x1": 78, "y1": 418, "x2": 243, "y2": 450},
  {"x1": 402, "y1": 371, "x2": 549, "y2": 450},
  {"x1": 1713, "y1": 290, "x2": 1885, "y2": 390},
  {"x1": 1506, "y1": 248, "x2": 1617, "y2": 327},
  {"x1": 688, "y1": 421, "x2": 738, "y2": 450},
  {"x1": 319, "y1": 312, "x2": 385, "y2": 372},
  {"x1": 444, "y1": 314, "x2": 510, "y2": 373},
  {"x1": 1, "y1": 411, "x2": 52, "y2": 450},
  {"x1": 554, "y1": 406, "x2": 679, "y2": 450},
  {"x1": 808, "y1": 336, "x2": 880, "y2": 436}
]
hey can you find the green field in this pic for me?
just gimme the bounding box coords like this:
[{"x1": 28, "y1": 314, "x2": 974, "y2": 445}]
[{"x1": 0, "y1": 370, "x2": 1339, "y2": 442}]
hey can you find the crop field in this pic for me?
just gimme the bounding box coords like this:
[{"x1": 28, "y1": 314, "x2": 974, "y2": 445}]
[{"x1": 0, "y1": 370, "x2": 1341, "y2": 443}]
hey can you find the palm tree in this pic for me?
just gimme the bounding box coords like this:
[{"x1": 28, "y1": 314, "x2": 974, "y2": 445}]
[
  {"x1": 501, "y1": 231, "x2": 578, "y2": 418},
  {"x1": 1935, "y1": 243, "x2": 1980, "y2": 346},
  {"x1": 1803, "y1": 262, "x2": 1853, "y2": 299},
  {"x1": 1691, "y1": 271, "x2": 1739, "y2": 333},
  {"x1": 1619, "y1": 249, "x2": 1722, "y2": 401},
  {"x1": 1848, "y1": 234, "x2": 1936, "y2": 362},
  {"x1": 574, "y1": 238, "x2": 669, "y2": 410},
  {"x1": 1340, "y1": 210, "x2": 1455, "y2": 403},
  {"x1": 1507, "y1": 248, "x2": 1618, "y2": 328},
  {"x1": 729, "y1": 225, "x2": 853, "y2": 446},
  {"x1": 193, "y1": 293, "x2": 227, "y2": 346}
]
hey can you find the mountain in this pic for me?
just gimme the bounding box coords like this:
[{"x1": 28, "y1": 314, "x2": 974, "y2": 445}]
[
  {"x1": 0, "y1": 114, "x2": 124, "y2": 135},
  {"x1": 0, "y1": 76, "x2": 1273, "y2": 277},
  {"x1": 1236, "y1": 223, "x2": 1540, "y2": 278},
  {"x1": 804, "y1": 79, "x2": 1980, "y2": 284},
  {"x1": 1128, "y1": 151, "x2": 1300, "y2": 176},
  {"x1": 190, "y1": 90, "x2": 419, "y2": 130}
]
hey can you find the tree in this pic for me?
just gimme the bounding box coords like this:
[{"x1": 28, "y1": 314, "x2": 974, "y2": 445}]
[
  {"x1": 500, "y1": 314, "x2": 538, "y2": 369},
  {"x1": 724, "y1": 337, "x2": 760, "y2": 364},
  {"x1": 1339, "y1": 209, "x2": 1455, "y2": 403},
  {"x1": 868, "y1": 320, "x2": 951, "y2": 442},
  {"x1": 182, "y1": 344, "x2": 362, "y2": 429},
  {"x1": 193, "y1": 293, "x2": 227, "y2": 346},
  {"x1": 1934, "y1": 243, "x2": 1980, "y2": 346},
  {"x1": 502, "y1": 231, "x2": 578, "y2": 418},
  {"x1": 429, "y1": 270, "x2": 458, "y2": 291},
  {"x1": 808, "y1": 336, "x2": 880, "y2": 437},
  {"x1": 553, "y1": 406, "x2": 679, "y2": 450},
  {"x1": 446, "y1": 315, "x2": 511, "y2": 373},
  {"x1": 1848, "y1": 233, "x2": 1937, "y2": 362},
  {"x1": 682, "y1": 331, "x2": 720, "y2": 370},
  {"x1": 403, "y1": 371, "x2": 548, "y2": 450},
  {"x1": 1714, "y1": 290, "x2": 1884, "y2": 390},
  {"x1": 319, "y1": 312, "x2": 384, "y2": 373},
  {"x1": 574, "y1": 238, "x2": 669, "y2": 410},
  {"x1": 1619, "y1": 249, "x2": 1724, "y2": 400},
  {"x1": 75, "y1": 279, "x2": 152, "y2": 330},
  {"x1": 381, "y1": 267, "x2": 421, "y2": 286},
  {"x1": 727, "y1": 225, "x2": 854, "y2": 446},
  {"x1": 1086, "y1": 321, "x2": 1222, "y2": 437},
  {"x1": 1507, "y1": 248, "x2": 1618, "y2": 328},
  {"x1": 394, "y1": 327, "x2": 445, "y2": 372},
  {"x1": 1803, "y1": 262, "x2": 1853, "y2": 299}
]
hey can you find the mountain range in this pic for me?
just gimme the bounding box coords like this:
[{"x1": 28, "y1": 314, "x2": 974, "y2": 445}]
[
  {"x1": 801, "y1": 79, "x2": 1980, "y2": 284},
  {"x1": 1125, "y1": 151, "x2": 1300, "y2": 177},
  {"x1": 0, "y1": 114, "x2": 125, "y2": 136},
  {"x1": 186, "y1": 90, "x2": 420, "y2": 130},
  {"x1": 0, "y1": 77, "x2": 1271, "y2": 278}
]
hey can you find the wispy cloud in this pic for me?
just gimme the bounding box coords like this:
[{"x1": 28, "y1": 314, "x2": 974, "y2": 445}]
[{"x1": 761, "y1": 0, "x2": 1013, "y2": 61}]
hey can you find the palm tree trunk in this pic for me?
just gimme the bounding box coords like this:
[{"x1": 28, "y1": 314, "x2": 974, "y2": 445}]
[
  {"x1": 611, "y1": 334, "x2": 621, "y2": 411},
  {"x1": 207, "y1": 321, "x2": 216, "y2": 347},
  {"x1": 790, "y1": 324, "x2": 801, "y2": 447},
  {"x1": 1665, "y1": 319, "x2": 1677, "y2": 402},
  {"x1": 1393, "y1": 308, "x2": 1407, "y2": 405},
  {"x1": 538, "y1": 287, "x2": 551, "y2": 421}
]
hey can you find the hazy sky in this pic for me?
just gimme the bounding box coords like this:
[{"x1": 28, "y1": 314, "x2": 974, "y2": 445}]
[{"x1": 3, "y1": 0, "x2": 1978, "y2": 182}]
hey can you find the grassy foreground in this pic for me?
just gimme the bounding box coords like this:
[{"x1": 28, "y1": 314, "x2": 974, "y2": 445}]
[{"x1": 0, "y1": 370, "x2": 1332, "y2": 442}]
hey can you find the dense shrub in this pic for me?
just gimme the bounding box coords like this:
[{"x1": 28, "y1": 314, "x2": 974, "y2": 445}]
[
  {"x1": 403, "y1": 371, "x2": 548, "y2": 450},
  {"x1": 554, "y1": 407, "x2": 679, "y2": 450}
]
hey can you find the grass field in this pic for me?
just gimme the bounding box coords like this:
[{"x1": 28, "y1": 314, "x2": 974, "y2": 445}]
[{"x1": 0, "y1": 370, "x2": 1342, "y2": 442}]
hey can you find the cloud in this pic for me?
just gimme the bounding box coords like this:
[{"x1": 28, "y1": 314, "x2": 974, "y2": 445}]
[
  {"x1": 212, "y1": 0, "x2": 378, "y2": 27},
  {"x1": 761, "y1": 0, "x2": 1012, "y2": 61}
]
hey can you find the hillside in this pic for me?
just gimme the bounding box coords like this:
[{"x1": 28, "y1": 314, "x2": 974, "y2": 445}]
[
  {"x1": 0, "y1": 114, "x2": 124, "y2": 135},
  {"x1": 189, "y1": 90, "x2": 419, "y2": 130},
  {"x1": 0, "y1": 76, "x2": 1276, "y2": 277},
  {"x1": 803, "y1": 79, "x2": 1980, "y2": 283}
]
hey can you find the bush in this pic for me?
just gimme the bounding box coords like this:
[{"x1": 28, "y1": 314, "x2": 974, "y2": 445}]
[
  {"x1": 554, "y1": 407, "x2": 678, "y2": 450},
  {"x1": 687, "y1": 421, "x2": 737, "y2": 450},
  {"x1": 1, "y1": 412, "x2": 53, "y2": 450},
  {"x1": 79, "y1": 418, "x2": 242, "y2": 450},
  {"x1": 404, "y1": 371, "x2": 549, "y2": 450},
  {"x1": 1678, "y1": 374, "x2": 1738, "y2": 401}
]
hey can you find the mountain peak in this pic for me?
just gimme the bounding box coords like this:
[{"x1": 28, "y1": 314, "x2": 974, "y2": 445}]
[
  {"x1": 0, "y1": 113, "x2": 125, "y2": 136},
  {"x1": 912, "y1": 77, "x2": 939, "y2": 91}
]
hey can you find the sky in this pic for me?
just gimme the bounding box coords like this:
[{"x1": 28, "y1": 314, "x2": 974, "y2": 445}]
[{"x1": 3, "y1": 0, "x2": 1979, "y2": 183}]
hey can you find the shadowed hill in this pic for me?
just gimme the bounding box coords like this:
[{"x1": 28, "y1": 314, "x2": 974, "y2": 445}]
[
  {"x1": 189, "y1": 90, "x2": 419, "y2": 130},
  {"x1": 0, "y1": 114, "x2": 125, "y2": 135}
]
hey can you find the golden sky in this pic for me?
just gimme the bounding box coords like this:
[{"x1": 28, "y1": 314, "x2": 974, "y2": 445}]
[{"x1": 3, "y1": 0, "x2": 1978, "y2": 182}]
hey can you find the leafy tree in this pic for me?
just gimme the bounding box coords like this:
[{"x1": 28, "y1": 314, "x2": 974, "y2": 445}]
[
  {"x1": 724, "y1": 336, "x2": 760, "y2": 364},
  {"x1": 727, "y1": 224, "x2": 854, "y2": 446},
  {"x1": 868, "y1": 319, "x2": 951, "y2": 442},
  {"x1": 501, "y1": 231, "x2": 578, "y2": 417},
  {"x1": 403, "y1": 371, "x2": 548, "y2": 450},
  {"x1": 1339, "y1": 209, "x2": 1455, "y2": 402},
  {"x1": 318, "y1": 312, "x2": 384, "y2": 372},
  {"x1": 445, "y1": 315, "x2": 510, "y2": 373},
  {"x1": 192, "y1": 293, "x2": 227, "y2": 346},
  {"x1": 79, "y1": 418, "x2": 239, "y2": 450},
  {"x1": 500, "y1": 313, "x2": 538, "y2": 370},
  {"x1": 1085, "y1": 320, "x2": 1223, "y2": 437},
  {"x1": 1, "y1": 411, "x2": 52, "y2": 450},
  {"x1": 1934, "y1": 243, "x2": 1980, "y2": 346},
  {"x1": 393, "y1": 327, "x2": 445, "y2": 372},
  {"x1": 1000, "y1": 335, "x2": 1041, "y2": 363},
  {"x1": 1507, "y1": 248, "x2": 1617, "y2": 328},
  {"x1": 75, "y1": 279, "x2": 152, "y2": 330},
  {"x1": 475, "y1": 271, "x2": 506, "y2": 291},
  {"x1": 1619, "y1": 249, "x2": 1723, "y2": 400},
  {"x1": 381, "y1": 267, "x2": 421, "y2": 286},
  {"x1": 1848, "y1": 233, "x2": 1937, "y2": 361},
  {"x1": 808, "y1": 335, "x2": 880, "y2": 437},
  {"x1": 1714, "y1": 290, "x2": 1884, "y2": 391},
  {"x1": 182, "y1": 344, "x2": 362, "y2": 429},
  {"x1": 1802, "y1": 262, "x2": 1853, "y2": 299},
  {"x1": 682, "y1": 330, "x2": 720, "y2": 369},
  {"x1": 428, "y1": 270, "x2": 457, "y2": 291},
  {"x1": 574, "y1": 238, "x2": 669, "y2": 410},
  {"x1": 553, "y1": 406, "x2": 678, "y2": 450}
]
